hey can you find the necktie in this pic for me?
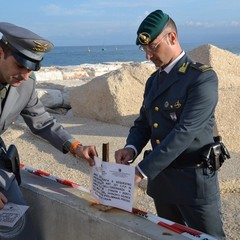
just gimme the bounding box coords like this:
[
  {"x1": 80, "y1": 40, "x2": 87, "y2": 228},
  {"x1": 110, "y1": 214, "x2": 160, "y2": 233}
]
[
  {"x1": 159, "y1": 70, "x2": 167, "y2": 84},
  {"x1": 0, "y1": 87, "x2": 7, "y2": 101},
  {"x1": 0, "y1": 84, "x2": 8, "y2": 110}
]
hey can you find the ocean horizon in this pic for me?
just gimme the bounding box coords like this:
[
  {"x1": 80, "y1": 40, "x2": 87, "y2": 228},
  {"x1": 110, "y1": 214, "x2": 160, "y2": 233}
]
[{"x1": 42, "y1": 42, "x2": 240, "y2": 67}]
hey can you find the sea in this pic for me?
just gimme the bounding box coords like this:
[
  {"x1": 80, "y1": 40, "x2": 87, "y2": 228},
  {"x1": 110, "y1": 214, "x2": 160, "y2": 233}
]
[{"x1": 42, "y1": 43, "x2": 240, "y2": 67}]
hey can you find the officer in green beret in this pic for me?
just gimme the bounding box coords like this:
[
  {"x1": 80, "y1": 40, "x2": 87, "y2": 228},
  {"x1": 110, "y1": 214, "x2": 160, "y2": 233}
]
[
  {"x1": 115, "y1": 10, "x2": 225, "y2": 239},
  {"x1": 0, "y1": 22, "x2": 98, "y2": 239}
]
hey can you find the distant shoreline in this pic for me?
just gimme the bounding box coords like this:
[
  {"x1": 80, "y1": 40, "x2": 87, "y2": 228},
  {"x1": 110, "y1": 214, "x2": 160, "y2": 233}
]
[{"x1": 43, "y1": 43, "x2": 240, "y2": 67}]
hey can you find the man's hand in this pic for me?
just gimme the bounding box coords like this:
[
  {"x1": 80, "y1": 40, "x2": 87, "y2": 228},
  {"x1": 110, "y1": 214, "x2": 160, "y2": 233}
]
[
  {"x1": 73, "y1": 145, "x2": 98, "y2": 166},
  {"x1": 0, "y1": 192, "x2": 8, "y2": 209},
  {"x1": 115, "y1": 147, "x2": 135, "y2": 165},
  {"x1": 135, "y1": 168, "x2": 144, "y2": 184},
  {"x1": 115, "y1": 148, "x2": 144, "y2": 184}
]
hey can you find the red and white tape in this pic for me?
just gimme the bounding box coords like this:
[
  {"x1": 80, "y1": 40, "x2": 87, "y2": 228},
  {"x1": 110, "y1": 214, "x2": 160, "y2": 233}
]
[
  {"x1": 132, "y1": 208, "x2": 216, "y2": 240},
  {"x1": 20, "y1": 163, "x2": 216, "y2": 240},
  {"x1": 20, "y1": 163, "x2": 90, "y2": 193}
]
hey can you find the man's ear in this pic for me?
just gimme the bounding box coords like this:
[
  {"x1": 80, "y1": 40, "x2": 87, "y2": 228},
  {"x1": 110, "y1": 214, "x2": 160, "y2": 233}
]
[{"x1": 170, "y1": 32, "x2": 177, "y2": 44}]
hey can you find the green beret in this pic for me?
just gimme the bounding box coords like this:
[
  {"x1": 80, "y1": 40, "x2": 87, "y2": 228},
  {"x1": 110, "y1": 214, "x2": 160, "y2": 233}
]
[
  {"x1": 136, "y1": 10, "x2": 169, "y2": 45},
  {"x1": 0, "y1": 22, "x2": 54, "y2": 71}
]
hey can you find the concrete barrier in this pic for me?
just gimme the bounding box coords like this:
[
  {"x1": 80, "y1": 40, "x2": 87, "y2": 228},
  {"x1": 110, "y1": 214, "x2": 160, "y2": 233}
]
[{"x1": 20, "y1": 171, "x2": 187, "y2": 240}]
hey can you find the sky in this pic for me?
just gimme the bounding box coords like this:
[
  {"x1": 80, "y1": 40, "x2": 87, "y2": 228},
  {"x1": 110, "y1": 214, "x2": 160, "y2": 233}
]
[{"x1": 1, "y1": 1, "x2": 240, "y2": 47}]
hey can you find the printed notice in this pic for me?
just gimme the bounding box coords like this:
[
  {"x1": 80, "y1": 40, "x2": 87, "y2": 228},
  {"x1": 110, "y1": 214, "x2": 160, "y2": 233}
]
[
  {"x1": 0, "y1": 202, "x2": 29, "y2": 227},
  {"x1": 90, "y1": 157, "x2": 135, "y2": 212}
]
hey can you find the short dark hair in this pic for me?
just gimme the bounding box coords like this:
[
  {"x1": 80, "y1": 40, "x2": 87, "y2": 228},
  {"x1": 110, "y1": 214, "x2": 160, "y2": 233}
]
[
  {"x1": 165, "y1": 18, "x2": 178, "y2": 34},
  {"x1": 0, "y1": 40, "x2": 12, "y2": 58}
]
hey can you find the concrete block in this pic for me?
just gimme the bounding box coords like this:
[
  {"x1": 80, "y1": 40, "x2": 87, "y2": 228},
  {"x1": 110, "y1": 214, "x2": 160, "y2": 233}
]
[{"x1": 20, "y1": 171, "x2": 186, "y2": 240}]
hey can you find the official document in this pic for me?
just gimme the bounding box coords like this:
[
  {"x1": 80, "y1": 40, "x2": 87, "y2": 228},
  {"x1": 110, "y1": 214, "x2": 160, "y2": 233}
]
[
  {"x1": 90, "y1": 157, "x2": 135, "y2": 212},
  {"x1": 0, "y1": 202, "x2": 29, "y2": 227}
]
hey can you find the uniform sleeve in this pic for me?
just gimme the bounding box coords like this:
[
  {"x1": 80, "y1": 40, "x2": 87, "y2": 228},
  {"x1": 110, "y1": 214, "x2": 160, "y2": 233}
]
[
  {"x1": 125, "y1": 75, "x2": 155, "y2": 155},
  {"x1": 20, "y1": 83, "x2": 73, "y2": 153}
]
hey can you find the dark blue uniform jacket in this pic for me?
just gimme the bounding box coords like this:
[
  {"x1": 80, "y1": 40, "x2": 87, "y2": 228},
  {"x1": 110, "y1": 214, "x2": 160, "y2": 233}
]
[{"x1": 126, "y1": 53, "x2": 219, "y2": 204}]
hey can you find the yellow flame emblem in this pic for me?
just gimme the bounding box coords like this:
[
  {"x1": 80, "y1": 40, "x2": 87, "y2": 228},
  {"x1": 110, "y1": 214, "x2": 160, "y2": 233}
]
[
  {"x1": 174, "y1": 100, "x2": 182, "y2": 109},
  {"x1": 33, "y1": 41, "x2": 48, "y2": 52},
  {"x1": 138, "y1": 32, "x2": 151, "y2": 45}
]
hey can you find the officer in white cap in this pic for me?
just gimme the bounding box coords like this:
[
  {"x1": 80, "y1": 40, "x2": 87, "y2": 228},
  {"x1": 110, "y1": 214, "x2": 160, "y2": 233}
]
[{"x1": 0, "y1": 22, "x2": 98, "y2": 239}]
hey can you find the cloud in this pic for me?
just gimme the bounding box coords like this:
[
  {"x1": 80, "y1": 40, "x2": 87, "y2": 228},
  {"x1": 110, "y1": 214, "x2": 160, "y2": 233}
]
[
  {"x1": 41, "y1": 4, "x2": 90, "y2": 16},
  {"x1": 185, "y1": 21, "x2": 215, "y2": 28},
  {"x1": 230, "y1": 20, "x2": 240, "y2": 26},
  {"x1": 184, "y1": 20, "x2": 240, "y2": 28}
]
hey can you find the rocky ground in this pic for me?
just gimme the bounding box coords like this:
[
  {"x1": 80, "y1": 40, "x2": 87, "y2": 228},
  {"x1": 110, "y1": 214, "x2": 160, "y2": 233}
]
[{"x1": 2, "y1": 112, "x2": 240, "y2": 240}]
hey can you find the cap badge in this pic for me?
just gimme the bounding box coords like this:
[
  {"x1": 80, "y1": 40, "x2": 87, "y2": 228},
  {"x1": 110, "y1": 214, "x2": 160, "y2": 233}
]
[
  {"x1": 33, "y1": 41, "x2": 49, "y2": 52},
  {"x1": 138, "y1": 32, "x2": 151, "y2": 45}
]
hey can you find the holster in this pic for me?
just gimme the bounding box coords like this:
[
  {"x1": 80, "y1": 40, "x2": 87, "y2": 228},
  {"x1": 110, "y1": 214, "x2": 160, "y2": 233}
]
[
  {"x1": 0, "y1": 144, "x2": 21, "y2": 185},
  {"x1": 200, "y1": 136, "x2": 231, "y2": 171}
]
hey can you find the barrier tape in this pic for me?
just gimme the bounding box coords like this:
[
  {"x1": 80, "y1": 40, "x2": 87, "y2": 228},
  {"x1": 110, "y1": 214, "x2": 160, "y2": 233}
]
[
  {"x1": 20, "y1": 164, "x2": 89, "y2": 193},
  {"x1": 20, "y1": 163, "x2": 216, "y2": 240},
  {"x1": 132, "y1": 208, "x2": 216, "y2": 240}
]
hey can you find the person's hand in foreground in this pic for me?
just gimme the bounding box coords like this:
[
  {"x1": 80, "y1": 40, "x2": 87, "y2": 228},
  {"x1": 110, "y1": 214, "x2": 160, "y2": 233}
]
[
  {"x1": 0, "y1": 192, "x2": 8, "y2": 209},
  {"x1": 73, "y1": 145, "x2": 98, "y2": 166}
]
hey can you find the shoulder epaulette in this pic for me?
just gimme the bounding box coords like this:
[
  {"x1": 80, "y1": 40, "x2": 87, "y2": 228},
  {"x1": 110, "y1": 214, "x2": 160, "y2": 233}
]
[{"x1": 190, "y1": 62, "x2": 213, "y2": 72}]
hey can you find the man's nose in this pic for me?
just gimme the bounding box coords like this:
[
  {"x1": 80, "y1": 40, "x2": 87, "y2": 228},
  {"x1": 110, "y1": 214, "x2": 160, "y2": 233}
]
[
  {"x1": 21, "y1": 69, "x2": 32, "y2": 80},
  {"x1": 146, "y1": 52, "x2": 153, "y2": 60}
]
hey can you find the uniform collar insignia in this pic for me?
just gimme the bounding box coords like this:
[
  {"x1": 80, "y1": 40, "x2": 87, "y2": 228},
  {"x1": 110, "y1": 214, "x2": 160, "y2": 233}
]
[{"x1": 178, "y1": 62, "x2": 189, "y2": 73}]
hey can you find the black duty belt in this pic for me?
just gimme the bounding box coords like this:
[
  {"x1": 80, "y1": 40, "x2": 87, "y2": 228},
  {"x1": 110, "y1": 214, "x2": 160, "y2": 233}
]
[
  {"x1": 143, "y1": 149, "x2": 205, "y2": 169},
  {"x1": 169, "y1": 151, "x2": 205, "y2": 168},
  {"x1": 169, "y1": 159, "x2": 205, "y2": 168},
  {"x1": 144, "y1": 136, "x2": 231, "y2": 171}
]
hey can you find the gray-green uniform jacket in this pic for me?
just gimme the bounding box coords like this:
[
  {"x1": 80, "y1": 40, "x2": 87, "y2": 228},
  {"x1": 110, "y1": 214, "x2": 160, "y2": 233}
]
[
  {"x1": 126, "y1": 53, "x2": 220, "y2": 205},
  {"x1": 0, "y1": 73, "x2": 72, "y2": 152},
  {"x1": 0, "y1": 73, "x2": 73, "y2": 239}
]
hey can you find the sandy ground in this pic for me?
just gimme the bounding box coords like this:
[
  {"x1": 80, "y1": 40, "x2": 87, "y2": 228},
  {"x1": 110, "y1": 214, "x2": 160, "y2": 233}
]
[{"x1": 2, "y1": 112, "x2": 240, "y2": 240}]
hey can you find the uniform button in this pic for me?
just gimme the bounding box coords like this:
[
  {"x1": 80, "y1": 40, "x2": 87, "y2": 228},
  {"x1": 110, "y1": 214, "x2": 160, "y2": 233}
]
[
  {"x1": 153, "y1": 123, "x2": 158, "y2": 128},
  {"x1": 156, "y1": 139, "x2": 160, "y2": 144},
  {"x1": 154, "y1": 106, "x2": 159, "y2": 111}
]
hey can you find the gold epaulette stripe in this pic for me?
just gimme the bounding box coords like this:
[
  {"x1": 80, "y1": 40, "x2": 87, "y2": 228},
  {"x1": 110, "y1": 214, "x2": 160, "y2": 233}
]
[{"x1": 190, "y1": 63, "x2": 212, "y2": 72}]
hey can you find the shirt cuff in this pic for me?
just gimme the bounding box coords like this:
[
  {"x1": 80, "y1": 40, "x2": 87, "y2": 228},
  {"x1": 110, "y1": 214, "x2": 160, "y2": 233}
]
[
  {"x1": 125, "y1": 145, "x2": 138, "y2": 158},
  {"x1": 63, "y1": 138, "x2": 77, "y2": 152},
  {"x1": 136, "y1": 165, "x2": 148, "y2": 179}
]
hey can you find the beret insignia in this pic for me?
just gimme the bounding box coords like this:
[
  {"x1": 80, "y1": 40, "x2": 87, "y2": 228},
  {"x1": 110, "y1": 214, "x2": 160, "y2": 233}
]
[{"x1": 138, "y1": 32, "x2": 151, "y2": 45}]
